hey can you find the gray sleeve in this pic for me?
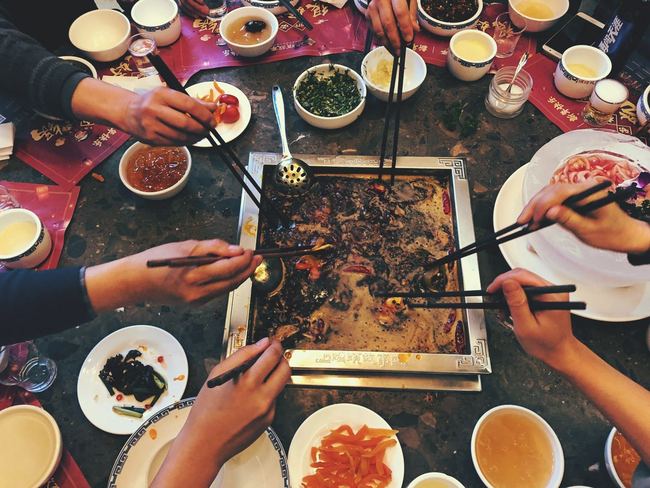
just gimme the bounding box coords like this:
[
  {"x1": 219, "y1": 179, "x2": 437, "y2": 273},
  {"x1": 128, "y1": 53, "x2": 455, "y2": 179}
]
[{"x1": 0, "y1": 9, "x2": 90, "y2": 119}]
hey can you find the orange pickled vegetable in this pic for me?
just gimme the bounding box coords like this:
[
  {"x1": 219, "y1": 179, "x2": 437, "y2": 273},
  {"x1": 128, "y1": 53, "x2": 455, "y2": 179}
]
[
  {"x1": 302, "y1": 424, "x2": 398, "y2": 488},
  {"x1": 213, "y1": 81, "x2": 225, "y2": 94}
]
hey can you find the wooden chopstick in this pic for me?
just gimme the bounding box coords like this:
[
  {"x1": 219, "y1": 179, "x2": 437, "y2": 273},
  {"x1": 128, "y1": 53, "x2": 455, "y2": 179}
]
[
  {"x1": 407, "y1": 301, "x2": 587, "y2": 311},
  {"x1": 147, "y1": 53, "x2": 288, "y2": 226},
  {"x1": 278, "y1": 0, "x2": 313, "y2": 30},
  {"x1": 373, "y1": 285, "x2": 576, "y2": 299}
]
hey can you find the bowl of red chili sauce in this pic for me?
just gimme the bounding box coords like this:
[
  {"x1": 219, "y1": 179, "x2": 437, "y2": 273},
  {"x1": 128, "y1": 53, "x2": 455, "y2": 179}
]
[{"x1": 119, "y1": 143, "x2": 191, "y2": 200}]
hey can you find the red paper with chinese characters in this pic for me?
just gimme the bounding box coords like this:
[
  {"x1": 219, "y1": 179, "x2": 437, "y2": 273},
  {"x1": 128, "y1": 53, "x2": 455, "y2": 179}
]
[
  {"x1": 526, "y1": 54, "x2": 646, "y2": 141},
  {"x1": 14, "y1": 116, "x2": 130, "y2": 190},
  {"x1": 0, "y1": 181, "x2": 79, "y2": 272},
  {"x1": 0, "y1": 385, "x2": 91, "y2": 488}
]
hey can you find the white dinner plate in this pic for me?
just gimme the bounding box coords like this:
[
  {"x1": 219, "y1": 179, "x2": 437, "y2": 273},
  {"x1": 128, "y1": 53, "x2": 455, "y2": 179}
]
[
  {"x1": 77, "y1": 325, "x2": 188, "y2": 435},
  {"x1": 494, "y1": 164, "x2": 650, "y2": 322},
  {"x1": 107, "y1": 398, "x2": 289, "y2": 488},
  {"x1": 185, "y1": 81, "x2": 252, "y2": 148},
  {"x1": 288, "y1": 403, "x2": 404, "y2": 488}
]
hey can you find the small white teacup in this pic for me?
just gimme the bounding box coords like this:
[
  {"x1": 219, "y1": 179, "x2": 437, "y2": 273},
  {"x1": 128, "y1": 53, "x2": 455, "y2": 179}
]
[
  {"x1": 407, "y1": 472, "x2": 465, "y2": 488},
  {"x1": 131, "y1": 0, "x2": 182, "y2": 47},
  {"x1": 637, "y1": 84, "x2": 649, "y2": 127},
  {"x1": 447, "y1": 30, "x2": 497, "y2": 82},
  {"x1": 0, "y1": 208, "x2": 52, "y2": 269},
  {"x1": 554, "y1": 45, "x2": 612, "y2": 99}
]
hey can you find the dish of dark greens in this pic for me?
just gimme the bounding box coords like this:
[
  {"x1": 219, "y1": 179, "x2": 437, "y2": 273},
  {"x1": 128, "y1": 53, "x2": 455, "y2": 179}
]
[
  {"x1": 295, "y1": 66, "x2": 363, "y2": 117},
  {"x1": 252, "y1": 171, "x2": 466, "y2": 354},
  {"x1": 421, "y1": 0, "x2": 478, "y2": 22},
  {"x1": 99, "y1": 349, "x2": 167, "y2": 416}
]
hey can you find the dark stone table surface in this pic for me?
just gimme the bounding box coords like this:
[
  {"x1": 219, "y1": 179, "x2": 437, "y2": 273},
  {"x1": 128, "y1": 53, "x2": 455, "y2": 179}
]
[{"x1": 2, "y1": 52, "x2": 648, "y2": 488}]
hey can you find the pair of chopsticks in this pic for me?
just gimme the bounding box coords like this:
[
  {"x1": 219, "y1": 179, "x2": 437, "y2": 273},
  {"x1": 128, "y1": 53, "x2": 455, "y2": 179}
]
[
  {"x1": 147, "y1": 53, "x2": 288, "y2": 227},
  {"x1": 375, "y1": 285, "x2": 586, "y2": 311},
  {"x1": 146, "y1": 243, "x2": 334, "y2": 268},
  {"x1": 279, "y1": 0, "x2": 313, "y2": 30},
  {"x1": 429, "y1": 180, "x2": 630, "y2": 269}
]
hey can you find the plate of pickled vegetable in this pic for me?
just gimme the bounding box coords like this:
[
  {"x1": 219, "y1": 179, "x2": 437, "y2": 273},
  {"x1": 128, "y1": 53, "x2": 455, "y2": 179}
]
[
  {"x1": 185, "y1": 80, "x2": 252, "y2": 148},
  {"x1": 288, "y1": 403, "x2": 404, "y2": 488}
]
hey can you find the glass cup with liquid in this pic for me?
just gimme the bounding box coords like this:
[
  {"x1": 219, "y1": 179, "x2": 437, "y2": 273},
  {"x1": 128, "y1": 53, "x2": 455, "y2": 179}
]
[
  {"x1": 0, "y1": 185, "x2": 19, "y2": 211},
  {"x1": 492, "y1": 12, "x2": 526, "y2": 58},
  {"x1": 582, "y1": 79, "x2": 628, "y2": 125},
  {"x1": 0, "y1": 342, "x2": 57, "y2": 393},
  {"x1": 128, "y1": 34, "x2": 159, "y2": 77}
]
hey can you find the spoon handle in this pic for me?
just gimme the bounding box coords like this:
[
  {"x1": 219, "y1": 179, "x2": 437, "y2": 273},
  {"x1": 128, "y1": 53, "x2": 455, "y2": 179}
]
[{"x1": 272, "y1": 85, "x2": 292, "y2": 160}]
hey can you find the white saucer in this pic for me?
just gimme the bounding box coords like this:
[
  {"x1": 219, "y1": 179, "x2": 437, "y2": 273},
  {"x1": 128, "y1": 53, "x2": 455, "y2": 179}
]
[
  {"x1": 494, "y1": 164, "x2": 650, "y2": 322},
  {"x1": 108, "y1": 398, "x2": 289, "y2": 488},
  {"x1": 77, "y1": 325, "x2": 188, "y2": 435},
  {"x1": 185, "y1": 81, "x2": 252, "y2": 148},
  {"x1": 288, "y1": 403, "x2": 404, "y2": 488}
]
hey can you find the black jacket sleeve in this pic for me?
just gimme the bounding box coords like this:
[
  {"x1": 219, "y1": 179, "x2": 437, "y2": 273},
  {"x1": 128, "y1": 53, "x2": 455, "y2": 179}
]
[
  {"x1": 0, "y1": 267, "x2": 95, "y2": 346},
  {"x1": 0, "y1": 6, "x2": 89, "y2": 119}
]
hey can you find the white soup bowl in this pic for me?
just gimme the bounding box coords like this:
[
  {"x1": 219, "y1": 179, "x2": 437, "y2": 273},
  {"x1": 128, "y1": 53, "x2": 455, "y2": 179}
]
[
  {"x1": 69, "y1": 9, "x2": 131, "y2": 62},
  {"x1": 0, "y1": 208, "x2": 52, "y2": 269},
  {"x1": 554, "y1": 45, "x2": 612, "y2": 99},
  {"x1": 447, "y1": 29, "x2": 497, "y2": 82},
  {"x1": 131, "y1": 0, "x2": 182, "y2": 47}
]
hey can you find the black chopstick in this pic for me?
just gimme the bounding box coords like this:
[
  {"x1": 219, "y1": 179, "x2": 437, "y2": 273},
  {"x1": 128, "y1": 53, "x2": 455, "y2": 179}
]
[
  {"x1": 279, "y1": 0, "x2": 313, "y2": 30},
  {"x1": 390, "y1": 38, "x2": 408, "y2": 186},
  {"x1": 364, "y1": 29, "x2": 374, "y2": 54},
  {"x1": 429, "y1": 181, "x2": 620, "y2": 268},
  {"x1": 373, "y1": 285, "x2": 576, "y2": 299},
  {"x1": 147, "y1": 53, "x2": 288, "y2": 226},
  {"x1": 407, "y1": 301, "x2": 587, "y2": 311},
  {"x1": 377, "y1": 48, "x2": 399, "y2": 183},
  {"x1": 207, "y1": 355, "x2": 258, "y2": 387}
]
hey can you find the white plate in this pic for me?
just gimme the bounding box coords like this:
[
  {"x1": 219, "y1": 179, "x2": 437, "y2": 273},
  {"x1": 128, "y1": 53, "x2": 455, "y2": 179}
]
[
  {"x1": 288, "y1": 403, "x2": 404, "y2": 488},
  {"x1": 185, "y1": 81, "x2": 252, "y2": 148},
  {"x1": 77, "y1": 325, "x2": 188, "y2": 435},
  {"x1": 107, "y1": 398, "x2": 289, "y2": 488},
  {"x1": 494, "y1": 164, "x2": 650, "y2": 322}
]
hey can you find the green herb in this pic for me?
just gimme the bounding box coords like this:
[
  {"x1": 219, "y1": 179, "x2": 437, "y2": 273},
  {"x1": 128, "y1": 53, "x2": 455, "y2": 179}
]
[
  {"x1": 295, "y1": 65, "x2": 362, "y2": 117},
  {"x1": 442, "y1": 101, "x2": 479, "y2": 138}
]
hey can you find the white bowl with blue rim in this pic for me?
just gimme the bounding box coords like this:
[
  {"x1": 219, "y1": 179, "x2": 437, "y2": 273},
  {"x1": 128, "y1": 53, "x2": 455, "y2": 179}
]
[
  {"x1": 553, "y1": 45, "x2": 611, "y2": 100},
  {"x1": 131, "y1": 0, "x2": 182, "y2": 47},
  {"x1": 354, "y1": 0, "x2": 369, "y2": 16},
  {"x1": 637, "y1": 84, "x2": 650, "y2": 127},
  {"x1": 417, "y1": 0, "x2": 483, "y2": 37},
  {"x1": 241, "y1": 0, "x2": 300, "y2": 16},
  {"x1": 447, "y1": 29, "x2": 496, "y2": 82},
  {"x1": 0, "y1": 208, "x2": 52, "y2": 269}
]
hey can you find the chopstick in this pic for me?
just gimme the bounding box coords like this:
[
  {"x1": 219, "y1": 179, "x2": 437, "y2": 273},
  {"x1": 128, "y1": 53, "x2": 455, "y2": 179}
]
[
  {"x1": 279, "y1": 0, "x2": 313, "y2": 30},
  {"x1": 373, "y1": 284, "x2": 577, "y2": 298},
  {"x1": 364, "y1": 29, "x2": 374, "y2": 54},
  {"x1": 146, "y1": 244, "x2": 333, "y2": 268},
  {"x1": 407, "y1": 301, "x2": 587, "y2": 311},
  {"x1": 429, "y1": 181, "x2": 626, "y2": 268},
  {"x1": 207, "y1": 355, "x2": 258, "y2": 387},
  {"x1": 147, "y1": 53, "x2": 288, "y2": 227}
]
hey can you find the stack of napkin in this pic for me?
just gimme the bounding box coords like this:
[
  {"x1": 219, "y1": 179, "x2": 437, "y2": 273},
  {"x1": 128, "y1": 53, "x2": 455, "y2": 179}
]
[{"x1": 0, "y1": 123, "x2": 14, "y2": 161}]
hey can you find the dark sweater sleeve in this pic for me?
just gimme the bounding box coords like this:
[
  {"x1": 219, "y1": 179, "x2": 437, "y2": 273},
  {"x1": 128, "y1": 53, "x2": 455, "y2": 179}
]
[
  {"x1": 627, "y1": 249, "x2": 650, "y2": 266},
  {"x1": 0, "y1": 8, "x2": 89, "y2": 119},
  {"x1": 0, "y1": 267, "x2": 95, "y2": 346}
]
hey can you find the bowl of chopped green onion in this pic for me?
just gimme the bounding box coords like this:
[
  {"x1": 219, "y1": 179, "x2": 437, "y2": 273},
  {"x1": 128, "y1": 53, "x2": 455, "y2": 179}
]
[{"x1": 293, "y1": 64, "x2": 366, "y2": 130}]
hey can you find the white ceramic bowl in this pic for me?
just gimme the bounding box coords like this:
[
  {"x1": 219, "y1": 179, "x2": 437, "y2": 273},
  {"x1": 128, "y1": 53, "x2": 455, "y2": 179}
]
[
  {"x1": 0, "y1": 208, "x2": 52, "y2": 269},
  {"x1": 0, "y1": 405, "x2": 62, "y2": 488},
  {"x1": 471, "y1": 405, "x2": 564, "y2": 488},
  {"x1": 354, "y1": 0, "x2": 369, "y2": 16},
  {"x1": 119, "y1": 142, "x2": 192, "y2": 200},
  {"x1": 241, "y1": 0, "x2": 299, "y2": 15},
  {"x1": 604, "y1": 427, "x2": 627, "y2": 488},
  {"x1": 131, "y1": 0, "x2": 181, "y2": 47},
  {"x1": 361, "y1": 47, "x2": 427, "y2": 102},
  {"x1": 447, "y1": 29, "x2": 497, "y2": 82},
  {"x1": 68, "y1": 9, "x2": 131, "y2": 62},
  {"x1": 407, "y1": 472, "x2": 465, "y2": 488},
  {"x1": 417, "y1": 0, "x2": 483, "y2": 37},
  {"x1": 637, "y1": 84, "x2": 650, "y2": 127},
  {"x1": 220, "y1": 7, "x2": 279, "y2": 57},
  {"x1": 508, "y1": 0, "x2": 569, "y2": 32},
  {"x1": 293, "y1": 64, "x2": 367, "y2": 129},
  {"x1": 554, "y1": 45, "x2": 612, "y2": 99}
]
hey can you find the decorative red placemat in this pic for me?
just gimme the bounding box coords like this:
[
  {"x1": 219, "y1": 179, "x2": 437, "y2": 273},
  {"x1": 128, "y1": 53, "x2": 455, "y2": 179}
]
[
  {"x1": 526, "y1": 54, "x2": 646, "y2": 140},
  {"x1": 0, "y1": 181, "x2": 80, "y2": 271},
  {"x1": 0, "y1": 385, "x2": 91, "y2": 488},
  {"x1": 13, "y1": 116, "x2": 130, "y2": 190}
]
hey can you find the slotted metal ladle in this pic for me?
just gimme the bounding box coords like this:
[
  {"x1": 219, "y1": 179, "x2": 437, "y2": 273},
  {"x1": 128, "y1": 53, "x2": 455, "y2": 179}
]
[{"x1": 272, "y1": 85, "x2": 314, "y2": 194}]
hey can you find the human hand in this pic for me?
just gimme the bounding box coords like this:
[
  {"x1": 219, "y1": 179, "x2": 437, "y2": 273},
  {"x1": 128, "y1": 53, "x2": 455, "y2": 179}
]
[
  {"x1": 179, "y1": 0, "x2": 209, "y2": 17},
  {"x1": 367, "y1": 0, "x2": 419, "y2": 53},
  {"x1": 85, "y1": 239, "x2": 262, "y2": 311},
  {"x1": 151, "y1": 338, "x2": 291, "y2": 488},
  {"x1": 486, "y1": 268, "x2": 579, "y2": 370},
  {"x1": 518, "y1": 182, "x2": 650, "y2": 254}
]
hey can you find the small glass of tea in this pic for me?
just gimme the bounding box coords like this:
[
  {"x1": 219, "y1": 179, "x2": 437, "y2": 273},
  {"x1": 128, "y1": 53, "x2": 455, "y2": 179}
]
[
  {"x1": 492, "y1": 12, "x2": 527, "y2": 58},
  {"x1": 582, "y1": 79, "x2": 628, "y2": 126}
]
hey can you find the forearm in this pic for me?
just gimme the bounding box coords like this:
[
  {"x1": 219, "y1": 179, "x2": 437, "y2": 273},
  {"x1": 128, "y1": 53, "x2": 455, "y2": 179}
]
[
  {"x1": 550, "y1": 340, "x2": 650, "y2": 464},
  {"x1": 70, "y1": 78, "x2": 137, "y2": 131},
  {"x1": 85, "y1": 255, "x2": 152, "y2": 312}
]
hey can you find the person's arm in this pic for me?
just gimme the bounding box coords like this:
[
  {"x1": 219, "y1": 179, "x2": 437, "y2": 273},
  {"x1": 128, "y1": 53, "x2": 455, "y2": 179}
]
[
  {"x1": 488, "y1": 269, "x2": 650, "y2": 465},
  {"x1": 151, "y1": 338, "x2": 291, "y2": 487},
  {"x1": 178, "y1": 0, "x2": 209, "y2": 17}
]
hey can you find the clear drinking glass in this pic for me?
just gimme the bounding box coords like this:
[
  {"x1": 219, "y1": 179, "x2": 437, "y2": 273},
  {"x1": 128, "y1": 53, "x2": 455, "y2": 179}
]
[
  {"x1": 0, "y1": 342, "x2": 57, "y2": 393},
  {"x1": 205, "y1": 0, "x2": 227, "y2": 20},
  {"x1": 582, "y1": 79, "x2": 629, "y2": 126},
  {"x1": 128, "y1": 34, "x2": 159, "y2": 77},
  {"x1": 492, "y1": 12, "x2": 527, "y2": 58},
  {"x1": 485, "y1": 66, "x2": 533, "y2": 118},
  {"x1": 0, "y1": 185, "x2": 19, "y2": 211}
]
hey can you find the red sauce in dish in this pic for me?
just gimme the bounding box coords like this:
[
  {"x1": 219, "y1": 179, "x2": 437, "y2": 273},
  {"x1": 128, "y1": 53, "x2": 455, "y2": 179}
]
[
  {"x1": 126, "y1": 146, "x2": 188, "y2": 192},
  {"x1": 612, "y1": 430, "x2": 641, "y2": 488}
]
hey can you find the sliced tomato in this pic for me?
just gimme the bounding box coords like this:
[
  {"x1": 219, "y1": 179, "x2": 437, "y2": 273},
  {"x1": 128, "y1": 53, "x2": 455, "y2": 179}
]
[
  {"x1": 222, "y1": 105, "x2": 240, "y2": 124},
  {"x1": 218, "y1": 94, "x2": 239, "y2": 106},
  {"x1": 341, "y1": 264, "x2": 372, "y2": 274}
]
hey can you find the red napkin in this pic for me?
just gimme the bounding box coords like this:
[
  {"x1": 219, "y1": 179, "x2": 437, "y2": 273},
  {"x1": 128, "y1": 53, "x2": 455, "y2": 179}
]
[{"x1": 0, "y1": 181, "x2": 80, "y2": 272}]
